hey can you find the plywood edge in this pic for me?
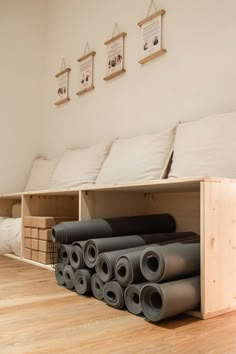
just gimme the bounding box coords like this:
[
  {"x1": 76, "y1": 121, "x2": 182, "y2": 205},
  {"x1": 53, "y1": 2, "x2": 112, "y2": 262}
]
[
  {"x1": 202, "y1": 306, "x2": 236, "y2": 319},
  {"x1": 0, "y1": 193, "x2": 22, "y2": 199}
]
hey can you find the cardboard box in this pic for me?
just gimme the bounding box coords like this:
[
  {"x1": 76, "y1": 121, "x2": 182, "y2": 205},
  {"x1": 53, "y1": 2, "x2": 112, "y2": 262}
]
[
  {"x1": 31, "y1": 239, "x2": 39, "y2": 251},
  {"x1": 23, "y1": 216, "x2": 76, "y2": 229},
  {"x1": 31, "y1": 250, "x2": 38, "y2": 262},
  {"x1": 38, "y1": 240, "x2": 54, "y2": 253},
  {"x1": 24, "y1": 248, "x2": 32, "y2": 260},
  {"x1": 38, "y1": 251, "x2": 57, "y2": 265},
  {"x1": 31, "y1": 228, "x2": 39, "y2": 239},
  {"x1": 24, "y1": 227, "x2": 31, "y2": 238},
  {"x1": 39, "y1": 229, "x2": 52, "y2": 241},
  {"x1": 24, "y1": 238, "x2": 32, "y2": 249}
]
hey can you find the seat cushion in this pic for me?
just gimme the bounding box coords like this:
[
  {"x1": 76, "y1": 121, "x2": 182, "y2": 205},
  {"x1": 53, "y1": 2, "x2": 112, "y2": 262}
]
[
  {"x1": 25, "y1": 157, "x2": 58, "y2": 191},
  {"x1": 96, "y1": 129, "x2": 175, "y2": 185},
  {"x1": 50, "y1": 142, "x2": 111, "y2": 188},
  {"x1": 169, "y1": 111, "x2": 236, "y2": 178}
]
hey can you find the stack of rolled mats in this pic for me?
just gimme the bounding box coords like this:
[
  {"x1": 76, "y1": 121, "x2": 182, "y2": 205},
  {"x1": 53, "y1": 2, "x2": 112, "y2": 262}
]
[{"x1": 53, "y1": 214, "x2": 200, "y2": 322}]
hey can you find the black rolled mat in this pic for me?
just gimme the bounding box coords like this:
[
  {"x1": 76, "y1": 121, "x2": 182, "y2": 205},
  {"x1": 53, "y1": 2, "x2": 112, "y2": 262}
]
[
  {"x1": 51, "y1": 214, "x2": 176, "y2": 244},
  {"x1": 140, "y1": 243, "x2": 200, "y2": 282},
  {"x1": 96, "y1": 246, "x2": 148, "y2": 283},
  {"x1": 58, "y1": 244, "x2": 72, "y2": 266},
  {"x1": 91, "y1": 274, "x2": 105, "y2": 300},
  {"x1": 115, "y1": 250, "x2": 146, "y2": 287},
  {"x1": 63, "y1": 265, "x2": 75, "y2": 290},
  {"x1": 140, "y1": 276, "x2": 200, "y2": 322},
  {"x1": 69, "y1": 241, "x2": 87, "y2": 270},
  {"x1": 83, "y1": 232, "x2": 197, "y2": 269},
  {"x1": 103, "y1": 281, "x2": 125, "y2": 309},
  {"x1": 74, "y1": 268, "x2": 94, "y2": 295},
  {"x1": 124, "y1": 283, "x2": 148, "y2": 315},
  {"x1": 55, "y1": 263, "x2": 65, "y2": 286}
]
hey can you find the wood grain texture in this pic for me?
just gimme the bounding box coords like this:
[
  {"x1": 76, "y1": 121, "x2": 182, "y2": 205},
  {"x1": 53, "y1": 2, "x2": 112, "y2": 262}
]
[{"x1": 0, "y1": 255, "x2": 236, "y2": 354}]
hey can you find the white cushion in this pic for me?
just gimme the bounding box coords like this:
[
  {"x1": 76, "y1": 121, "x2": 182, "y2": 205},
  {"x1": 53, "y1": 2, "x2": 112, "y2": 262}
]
[
  {"x1": 50, "y1": 142, "x2": 111, "y2": 188},
  {"x1": 169, "y1": 112, "x2": 236, "y2": 178},
  {"x1": 96, "y1": 129, "x2": 175, "y2": 185},
  {"x1": 25, "y1": 157, "x2": 58, "y2": 191},
  {"x1": 9, "y1": 218, "x2": 22, "y2": 257}
]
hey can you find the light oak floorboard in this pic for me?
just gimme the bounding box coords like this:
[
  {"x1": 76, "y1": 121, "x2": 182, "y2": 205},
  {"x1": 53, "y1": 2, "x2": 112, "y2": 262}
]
[{"x1": 0, "y1": 256, "x2": 236, "y2": 354}]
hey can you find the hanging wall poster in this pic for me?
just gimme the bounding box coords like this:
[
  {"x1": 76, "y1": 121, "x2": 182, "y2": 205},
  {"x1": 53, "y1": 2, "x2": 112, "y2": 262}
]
[
  {"x1": 104, "y1": 32, "x2": 126, "y2": 81},
  {"x1": 76, "y1": 51, "x2": 96, "y2": 96},
  {"x1": 54, "y1": 67, "x2": 71, "y2": 105},
  {"x1": 138, "y1": 9, "x2": 166, "y2": 64}
]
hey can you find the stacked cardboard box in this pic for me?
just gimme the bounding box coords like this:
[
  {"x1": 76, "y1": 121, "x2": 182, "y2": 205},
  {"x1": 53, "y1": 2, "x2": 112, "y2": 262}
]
[{"x1": 23, "y1": 216, "x2": 76, "y2": 264}]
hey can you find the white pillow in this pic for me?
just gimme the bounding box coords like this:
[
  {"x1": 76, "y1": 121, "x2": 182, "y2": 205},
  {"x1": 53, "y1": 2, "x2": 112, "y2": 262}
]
[
  {"x1": 50, "y1": 142, "x2": 111, "y2": 188},
  {"x1": 9, "y1": 218, "x2": 22, "y2": 257},
  {"x1": 96, "y1": 129, "x2": 175, "y2": 185},
  {"x1": 25, "y1": 157, "x2": 58, "y2": 191},
  {"x1": 169, "y1": 112, "x2": 236, "y2": 178}
]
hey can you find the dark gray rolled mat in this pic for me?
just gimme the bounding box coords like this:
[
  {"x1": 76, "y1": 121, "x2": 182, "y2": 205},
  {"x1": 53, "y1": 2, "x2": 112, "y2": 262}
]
[
  {"x1": 51, "y1": 214, "x2": 176, "y2": 244},
  {"x1": 140, "y1": 243, "x2": 200, "y2": 283},
  {"x1": 114, "y1": 234, "x2": 199, "y2": 287},
  {"x1": 55, "y1": 263, "x2": 65, "y2": 286},
  {"x1": 58, "y1": 244, "x2": 72, "y2": 266},
  {"x1": 91, "y1": 273, "x2": 105, "y2": 300},
  {"x1": 96, "y1": 245, "x2": 149, "y2": 283},
  {"x1": 83, "y1": 232, "x2": 197, "y2": 269},
  {"x1": 140, "y1": 276, "x2": 200, "y2": 322},
  {"x1": 124, "y1": 283, "x2": 148, "y2": 315},
  {"x1": 69, "y1": 241, "x2": 88, "y2": 270},
  {"x1": 103, "y1": 281, "x2": 125, "y2": 309},
  {"x1": 63, "y1": 265, "x2": 75, "y2": 290},
  {"x1": 115, "y1": 251, "x2": 146, "y2": 287},
  {"x1": 74, "y1": 268, "x2": 94, "y2": 295}
]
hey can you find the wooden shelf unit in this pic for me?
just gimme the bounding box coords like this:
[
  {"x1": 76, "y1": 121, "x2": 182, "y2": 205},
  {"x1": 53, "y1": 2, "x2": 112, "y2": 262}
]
[
  {"x1": 1, "y1": 177, "x2": 236, "y2": 319},
  {"x1": 79, "y1": 178, "x2": 236, "y2": 320}
]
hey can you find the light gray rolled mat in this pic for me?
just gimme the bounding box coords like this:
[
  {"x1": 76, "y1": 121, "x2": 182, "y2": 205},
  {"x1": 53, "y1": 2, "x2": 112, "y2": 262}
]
[
  {"x1": 69, "y1": 241, "x2": 87, "y2": 270},
  {"x1": 91, "y1": 273, "x2": 105, "y2": 300},
  {"x1": 84, "y1": 232, "x2": 199, "y2": 269},
  {"x1": 74, "y1": 268, "x2": 94, "y2": 295},
  {"x1": 63, "y1": 265, "x2": 75, "y2": 290},
  {"x1": 96, "y1": 245, "x2": 148, "y2": 283},
  {"x1": 55, "y1": 263, "x2": 65, "y2": 286},
  {"x1": 140, "y1": 276, "x2": 200, "y2": 322},
  {"x1": 58, "y1": 244, "x2": 72, "y2": 266},
  {"x1": 103, "y1": 281, "x2": 125, "y2": 309},
  {"x1": 84, "y1": 236, "x2": 146, "y2": 268},
  {"x1": 140, "y1": 243, "x2": 200, "y2": 283},
  {"x1": 124, "y1": 283, "x2": 148, "y2": 315}
]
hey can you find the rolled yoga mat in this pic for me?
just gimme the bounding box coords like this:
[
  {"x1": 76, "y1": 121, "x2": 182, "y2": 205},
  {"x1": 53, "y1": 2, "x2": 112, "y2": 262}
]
[
  {"x1": 69, "y1": 241, "x2": 88, "y2": 270},
  {"x1": 91, "y1": 273, "x2": 105, "y2": 300},
  {"x1": 63, "y1": 265, "x2": 75, "y2": 290},
  {"x1": 83, "y1": 232, "x2": 197, "y2": 269},
  {"x1": 114, "y1": 233, "x2": 199, "y2": 287},
  {"x1": 103, "y1": 281, "x2": 125, "y2": 309},
  {"x1": 96, "y1": 246, "x2": 149, "y2": 283},
  {"x1": 74, "y1": 268, "x2": 94, "y2": 295},
  {"x1": 140, "y1": 276, "x2": 200, "y2": 322},
  {"x1": 58, "y1": 244, "x2": 72, "y2": 266},
  {"x1": 51, "y1": 214, "x2": 176, "y2": 244},
  {"x1": 140, "y1": 243, "x2": 200, "y2": 283},
  {"x1": 55, "y1": 263, "x2": 65, "y2": 286},
  {"x1": 124, "y1": 283, "x2": 148, "y2": 315}
]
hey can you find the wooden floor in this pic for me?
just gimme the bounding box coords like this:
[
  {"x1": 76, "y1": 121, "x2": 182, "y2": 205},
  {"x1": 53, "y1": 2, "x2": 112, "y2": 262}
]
[{"x1": 1, "y1": 256, "x2": 236, "y2": 354}]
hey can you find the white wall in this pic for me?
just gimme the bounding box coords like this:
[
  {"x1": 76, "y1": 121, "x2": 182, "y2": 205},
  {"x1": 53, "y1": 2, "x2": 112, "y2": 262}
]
[
  {"x1": 0, "y1": 0, "x2": 47, "y2": 193},
  {"x1": 42, "y1": 0, "x2": 236, "y2": 157}
]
